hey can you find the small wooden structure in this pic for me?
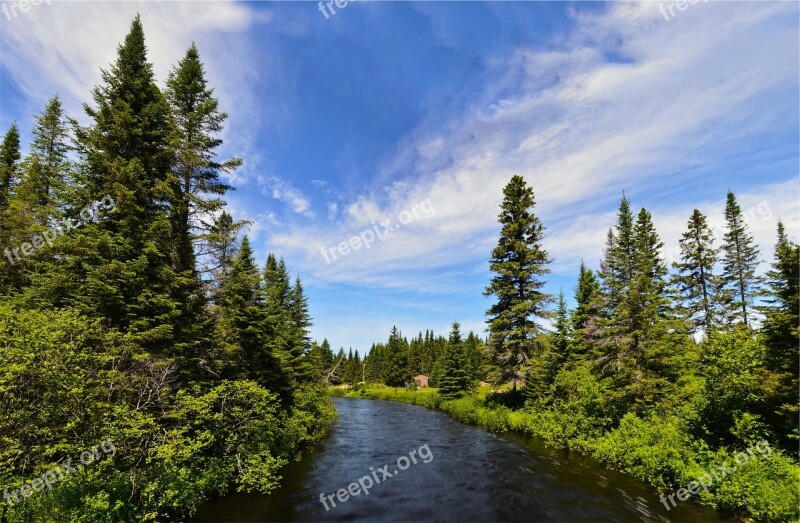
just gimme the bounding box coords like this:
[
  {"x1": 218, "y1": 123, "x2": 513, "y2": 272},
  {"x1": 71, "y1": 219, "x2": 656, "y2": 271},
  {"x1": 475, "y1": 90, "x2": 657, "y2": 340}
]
[{"x1": 414, "y1": 375, "x2": 429, "y2": 388}]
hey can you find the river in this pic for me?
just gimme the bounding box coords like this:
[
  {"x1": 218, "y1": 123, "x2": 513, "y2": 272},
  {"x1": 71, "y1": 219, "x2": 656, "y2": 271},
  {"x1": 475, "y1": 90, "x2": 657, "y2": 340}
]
[{"x1": 193, "y1": 397, "x2": 730, "y2": 522}]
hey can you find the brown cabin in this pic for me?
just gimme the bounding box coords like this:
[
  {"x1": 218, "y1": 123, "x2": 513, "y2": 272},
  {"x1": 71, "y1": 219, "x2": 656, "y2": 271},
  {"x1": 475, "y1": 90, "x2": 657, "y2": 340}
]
[{"x1": 414, "y1": 375, "x2": 429, "y2": 388}]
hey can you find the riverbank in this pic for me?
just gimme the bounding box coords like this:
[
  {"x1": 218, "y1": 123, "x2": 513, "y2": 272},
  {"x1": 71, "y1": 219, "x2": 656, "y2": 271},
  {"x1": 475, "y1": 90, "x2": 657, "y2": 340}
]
[{"x1": 330, "y1": 386, "x2": 799, "y2": 522}]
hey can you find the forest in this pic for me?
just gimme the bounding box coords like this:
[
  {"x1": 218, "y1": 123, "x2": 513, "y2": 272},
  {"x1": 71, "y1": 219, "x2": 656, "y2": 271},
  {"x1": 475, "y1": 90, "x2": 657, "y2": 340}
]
[
  {"x1": 0, "y1": 16, "x2": 336, "y2": 522},
  {"x1": 337, "y1": 175, "x2": 799, "y2": 521}
]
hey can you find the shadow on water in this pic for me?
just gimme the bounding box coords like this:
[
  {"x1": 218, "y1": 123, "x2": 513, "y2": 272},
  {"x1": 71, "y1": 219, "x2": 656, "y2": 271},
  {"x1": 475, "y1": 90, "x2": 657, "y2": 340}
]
[{"x1": 192, "y1": 397, "x2": 734, "y2": 522}]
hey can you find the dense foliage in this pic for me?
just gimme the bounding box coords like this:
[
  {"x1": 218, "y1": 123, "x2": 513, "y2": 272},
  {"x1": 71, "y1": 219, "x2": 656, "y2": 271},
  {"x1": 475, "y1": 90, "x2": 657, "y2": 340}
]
[{"x1": 0, "y1": 18, "x2": 335, "y2": 522}]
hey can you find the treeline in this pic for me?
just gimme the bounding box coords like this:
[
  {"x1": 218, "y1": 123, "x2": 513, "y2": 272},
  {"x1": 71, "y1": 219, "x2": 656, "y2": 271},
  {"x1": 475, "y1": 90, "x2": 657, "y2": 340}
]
[
  {"x1": 324, "y1": 326, "x2": 486, "y2": 391},
  {"x1": 481, "y1": 175, "x2": 798, "y2": 452},
  {"x1": 0, "y1": 16, "x2": 334, "y2": 522}
]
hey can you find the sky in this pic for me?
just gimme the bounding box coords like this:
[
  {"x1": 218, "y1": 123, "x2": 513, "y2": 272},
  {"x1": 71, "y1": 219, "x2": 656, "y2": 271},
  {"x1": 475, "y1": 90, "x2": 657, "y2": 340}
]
[{"x1": 1, "y1": 1, "x2": 798, "y2": 353}]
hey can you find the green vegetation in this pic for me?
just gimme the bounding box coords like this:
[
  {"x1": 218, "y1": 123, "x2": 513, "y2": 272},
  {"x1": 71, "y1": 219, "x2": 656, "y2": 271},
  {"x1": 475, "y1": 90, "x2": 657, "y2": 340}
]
[
  {"x1": 340, "y1": 176, "x2": 799, "y2": 522},
  {"x1": 0, "y1": 17, "x2": 335, "y2": 522}
]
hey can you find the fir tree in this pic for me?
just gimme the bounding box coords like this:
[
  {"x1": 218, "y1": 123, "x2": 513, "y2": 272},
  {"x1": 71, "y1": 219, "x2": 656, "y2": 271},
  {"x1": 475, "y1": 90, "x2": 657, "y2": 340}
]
[
  {"x1": 60, "y1": 16, "x2": 181, "y2": 354},
  {"x1": 545, "y1": 291, "x2": 572, "y2": 382},
  {"x1": 672, "y1": 209, "x2": 720, "y2": 334},
  {"x1": 761, "y1": 221, "x2": 800, "y2": 369},
  {"x1": 0, "y1": 123, "x2": 23, "y2": 294},
  {"x1": 720, "y1": 191, "x2": 760, "y2": 326},
  {"x1": 263, "y1": 254, "x2": 292, "y2": 365},
  {"x1": 165, "y1": 43, "x2": 239, "y2": 282},
  {"x1": 384, "y1": 326, "x2": 409, "y2": 386},
  {"x1": 572, "y1": 260, "x2": 600, "y2": 351},
  {"x1": 287, "y1": 275, "x2": 314, "y2": 383},
  {"x1": 0, "y1": 123, "x2": 21, "y2": 211},
  {"x1": 216, "y1": 235, "x2": 264, "y2": 375},
  {"x1": 484, "y1": 175, "x2": 552, "y2": 387},
  {"x1": 438, "y1": 322, "x2": 473, "y2": 400}
]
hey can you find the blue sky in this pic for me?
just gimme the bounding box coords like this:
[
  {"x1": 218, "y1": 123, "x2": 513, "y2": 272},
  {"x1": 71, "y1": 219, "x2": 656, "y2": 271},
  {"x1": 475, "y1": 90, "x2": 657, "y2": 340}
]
[{"x1": 1, "y1": 1, "x2": 798, "y2": 352}]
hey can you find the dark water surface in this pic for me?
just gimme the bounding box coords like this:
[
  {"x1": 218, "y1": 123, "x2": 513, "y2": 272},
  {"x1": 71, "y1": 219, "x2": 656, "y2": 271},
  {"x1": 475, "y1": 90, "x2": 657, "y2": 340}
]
[{"x1": 192, "y1": 398, "x2": 730, "y2": 522}]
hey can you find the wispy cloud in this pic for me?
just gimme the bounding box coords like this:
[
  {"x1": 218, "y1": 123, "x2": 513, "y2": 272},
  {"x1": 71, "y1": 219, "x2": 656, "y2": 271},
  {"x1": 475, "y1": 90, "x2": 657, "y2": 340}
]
[{"x1": 268, "y1": 1, "x2": 797, "y2": 290}]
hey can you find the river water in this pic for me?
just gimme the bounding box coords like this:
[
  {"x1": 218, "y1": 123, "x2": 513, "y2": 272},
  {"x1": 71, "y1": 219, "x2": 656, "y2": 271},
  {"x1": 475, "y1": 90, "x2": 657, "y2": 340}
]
[{"x1": 193, "y1": 397, "x2": 730, "y2": 522}]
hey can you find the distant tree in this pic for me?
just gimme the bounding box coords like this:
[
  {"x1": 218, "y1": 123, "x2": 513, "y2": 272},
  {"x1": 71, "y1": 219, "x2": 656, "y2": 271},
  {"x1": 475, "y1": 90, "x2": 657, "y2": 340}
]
[
  {"x1": 384, "y1": 326, "x2": 409, "y2": 386},
  {"x1": 672, "y1": 209, "x2": 720, "y2": 334},
  {"x1": 484, "y1": 175, "x2": 552, "y2": 388},
  {"x1": 438, "y1": 322, "x2": 474, "y2": 400},
  {"x1": 572, "y1": 260, "x2": 600, "y2": 352},
  {"x1": 540, "y1": 291, "x2": 572, "y2": 389},
  {"x1": 720, "y1": 191, "x2": 760, "y2": 326}
]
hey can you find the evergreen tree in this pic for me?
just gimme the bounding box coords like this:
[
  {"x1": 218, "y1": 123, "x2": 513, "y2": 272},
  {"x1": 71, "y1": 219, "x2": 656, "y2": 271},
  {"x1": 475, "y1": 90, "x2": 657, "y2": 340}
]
[
  {"x1": 572, "y1": 260, "x2": 600, "y2": 351},
  {"x1": 58, "y1": 16, "x2": 181, "y2": 354},
  {"x1": 673, "y1": 209, "x2": 720, "y2": 334},
  {"x1": 2, "y1": 99, "x2": 72, "y2": 295},
  {"x1": 287, "y1": 275, "x2": 314, "y2": 383},
  {"x1": 0, "y1": 123, "x2": 23, "y2": 294},
  {"x1": 0, "y1": 123, "x2": 21, "y2": 211},
  {"x1": 438, "y1": 322, "x2": 473, "y2": 400},
  {"x1": 484, "y1": 175, "x2": 552, "y2": 387},
  {"x1": 25, "y1": 96, "x2": 70, "y2": 212},
  {"x1": 203, "y1": 211, "x2": 247, "y2": 303},
  {"x1": 384, "y1": 326, "x2": 409, "y2": 386},
  {"x1": 216, "y1": 236, "x2": 263, "y2": 375},
  {"x1": 263, "y1": 253, "x2": 292, "y2": 365},
  {"x1": 542, "y1": 291, "x2": 572, "y2": 386},
  {"x1": 720, "y1": 191, "x2": 760, "y2": 326},
  {"x1": 759, "y1": 221, "x2": 799, "y2": 443}
]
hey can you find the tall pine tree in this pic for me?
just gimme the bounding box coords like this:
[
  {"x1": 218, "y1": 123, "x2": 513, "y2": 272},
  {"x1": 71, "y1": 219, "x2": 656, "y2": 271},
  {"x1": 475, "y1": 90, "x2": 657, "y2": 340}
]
[
  {"x1": 720, "y1": 191, "x2": 760, "y2": 326},
  {"x1": 484, "y1": 175, "x2": 552, "y2": 388},
  {"x1": 672, "y1": 209, "x2": 720, "y2": 334}
]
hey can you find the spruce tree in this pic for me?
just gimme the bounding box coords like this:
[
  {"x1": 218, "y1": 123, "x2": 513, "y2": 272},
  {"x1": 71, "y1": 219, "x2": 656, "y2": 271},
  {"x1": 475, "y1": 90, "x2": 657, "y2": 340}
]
[
  {"x1": 572, "y1": 260, "x2": 600, "y2": 351},
  {"x1": 438, "y1": 322, "x2": 473, "y2": 400},
  {"x1": 384, "y1": 326, "x2": 409, "y2": 386},
  {"x1": 216, "y1": 235, "x2": 263, "y2": 375},
  {"x1": 2, "y1": 99, "x2": 72, "y2": 295},
  {"x1": 165, "y1": 45, "x2": 240, "y2": 335},
  {"x1": 0, "y1": 123, "x2": 21, "y2": 211},
  {"x1": 263, "y1": 254, "x2": 292, "y2": 365},
  {"x1": 0, "y1": 124, "x2": 22, "y2": 294},
  {"x1": 287, "y1": 275, "x2": 314, "y2": 383},
  {"x1": 203, "y1": 211, "x2": 247, "y2": 303},
  {"x1": 26, "y1": 96, "x2": 70, "y2": 211},
  {"x1": 537, "y1": 291, "x2": 572, "y2": 399},
  {"x1": 484, "y1": 175, "x2": 552, "y2": 388},
  {"x1": 759, "y1": 221, "x2": 799, "y2": 443},
  {"x1": 60, "y1": 16, "x2": 180, "y2": 354},
  {"x1": 761, "y1": 221, "x2": 800, "y2": 370},
  {"x1": 720, "y1": 191, "x2": 760, "y2": 326},
  {"x1": 672, "y1": 209, "x2": 720, "y2": 334}
]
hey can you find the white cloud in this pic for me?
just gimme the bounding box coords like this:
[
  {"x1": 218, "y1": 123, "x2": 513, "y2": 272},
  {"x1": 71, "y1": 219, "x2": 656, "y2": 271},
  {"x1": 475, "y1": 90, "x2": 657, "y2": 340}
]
[
  {"x1": 268, "y1": 1, "x2": 797, "y2": 291},
  {"x1": 261, "y1": 176, "x2": 314, "y2": 218}
]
